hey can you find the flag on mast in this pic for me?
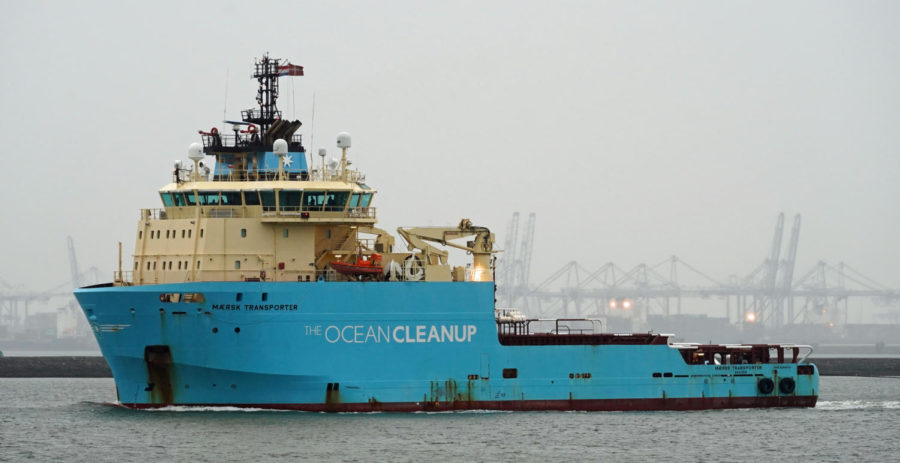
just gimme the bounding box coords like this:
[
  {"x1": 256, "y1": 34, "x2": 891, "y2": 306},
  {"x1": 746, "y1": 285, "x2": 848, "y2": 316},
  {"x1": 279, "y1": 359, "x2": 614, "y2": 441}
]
[{"x1": 278, "y1": 61, "x2": 304, "y2": 77}]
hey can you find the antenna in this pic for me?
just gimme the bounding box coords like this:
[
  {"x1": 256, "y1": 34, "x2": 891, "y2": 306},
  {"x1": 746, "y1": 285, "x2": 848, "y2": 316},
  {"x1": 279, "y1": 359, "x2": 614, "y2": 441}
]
[
  {"x1": 309, "y1": 92, "x2": 316, "y2": 178},
  {"x1": 223, "y1": 67, "x2": 229, "y2": 121}
]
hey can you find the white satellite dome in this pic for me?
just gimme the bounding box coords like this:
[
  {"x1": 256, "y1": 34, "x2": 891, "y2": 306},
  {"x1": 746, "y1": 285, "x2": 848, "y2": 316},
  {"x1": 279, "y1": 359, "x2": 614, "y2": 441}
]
[
  {"x1": 273, "y1": 138, "x2": 288, "y2": 156},
  {"x1": 187, "y1": 142, "x2": 204, "y2": 161},
  {"x1": 336, "y1": 132, "x2": 351, "y2": 148}
]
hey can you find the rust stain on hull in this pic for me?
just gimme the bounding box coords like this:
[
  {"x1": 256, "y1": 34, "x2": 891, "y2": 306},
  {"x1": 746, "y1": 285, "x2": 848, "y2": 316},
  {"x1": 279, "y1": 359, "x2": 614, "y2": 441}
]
[
  {"x1": 144, "y1": 345, "x2": 174, "y2": 405},
  {"x1": 123, "y1": 395, "x2": 818, "y2": 412}
]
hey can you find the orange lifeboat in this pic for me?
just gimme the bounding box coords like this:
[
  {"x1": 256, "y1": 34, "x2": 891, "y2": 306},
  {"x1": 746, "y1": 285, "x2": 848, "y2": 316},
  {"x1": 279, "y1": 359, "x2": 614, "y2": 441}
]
[{"x1": 330, "y1": 253, "x2": 383, "y2": 277}]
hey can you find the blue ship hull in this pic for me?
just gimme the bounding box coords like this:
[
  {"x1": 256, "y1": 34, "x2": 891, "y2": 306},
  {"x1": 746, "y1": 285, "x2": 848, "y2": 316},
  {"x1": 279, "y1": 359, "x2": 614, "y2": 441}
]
[{"x1": 75, "y1": 281, "x2": 818, "y2": 411}]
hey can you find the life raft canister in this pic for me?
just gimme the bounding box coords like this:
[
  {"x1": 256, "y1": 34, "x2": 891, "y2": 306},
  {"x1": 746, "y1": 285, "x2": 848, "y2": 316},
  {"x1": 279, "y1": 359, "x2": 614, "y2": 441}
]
[
  {"x1": 757, "y1": 377, "x2": 775, "y2": 394},
  {"x1": 778, "y1": 377, "x2": 796, "y2": 394}
]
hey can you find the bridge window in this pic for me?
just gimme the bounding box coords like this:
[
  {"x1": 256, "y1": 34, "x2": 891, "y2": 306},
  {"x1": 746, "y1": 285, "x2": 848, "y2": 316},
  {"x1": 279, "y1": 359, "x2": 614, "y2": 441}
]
[
  {"x1": 244, "y1": 191, "x2": 260, "y2": 206},
  {"x1": 301, "y1": 191, "x2": 325, "y2": 211},
  {"x1": 349, "y1": 193, "x2": 360, "y2": 207},
  {"x1": 324, "y1": 191, "x2": 349, "y2": 211},
  {"x1": 185, "y1": 192, "x2": 198, "y2": 206},
  {"x1": 173, "y1": 192, "x2": 189, "y2": 207},
  {"x1": 359, "y1": 193, "x2": 372, "y2": 207},
  {"x1": 197, "y1": 191, "x2": 220, "y2": 205},
  {"x1": 279, "y1": 190, "x2": 302, "y2": 211},
  {"x1": 221, "y1": 192, "x2": 242, "y2": 206},
  {"x1": 160, "y1": 193, "x2": 174, "y2": 207},
  {"x1": 260, "y1": 191, "x2": 276, "y2": 210}
]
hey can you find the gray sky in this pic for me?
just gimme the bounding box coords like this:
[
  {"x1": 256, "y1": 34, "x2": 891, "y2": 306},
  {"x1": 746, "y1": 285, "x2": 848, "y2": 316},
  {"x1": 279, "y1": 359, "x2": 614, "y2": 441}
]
[{"x1": 1, "y1": 1, "x2": 899, "y2": 301}]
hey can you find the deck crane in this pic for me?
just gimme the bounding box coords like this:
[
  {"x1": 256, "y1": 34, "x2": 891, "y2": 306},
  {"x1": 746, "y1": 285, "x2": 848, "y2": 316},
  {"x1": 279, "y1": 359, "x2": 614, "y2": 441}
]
[{"x1": 397, "y1": 219, "x2": 496, "y2": 281}]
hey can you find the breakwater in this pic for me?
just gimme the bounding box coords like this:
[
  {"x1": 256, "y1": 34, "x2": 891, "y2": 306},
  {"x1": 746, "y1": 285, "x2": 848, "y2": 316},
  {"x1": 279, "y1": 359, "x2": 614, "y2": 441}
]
[
  {"x1": 1, "y1": 356, "x2": 111, "y2": 377},
  {"x1": 1, "y1": 356, "x2": 899, "y2": 378}
]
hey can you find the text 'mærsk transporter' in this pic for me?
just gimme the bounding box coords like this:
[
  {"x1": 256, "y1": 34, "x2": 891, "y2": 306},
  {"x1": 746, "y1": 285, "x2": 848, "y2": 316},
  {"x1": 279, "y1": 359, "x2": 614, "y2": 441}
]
[{"x1": 74, "y1": 54, "x2": 819, "y2": 411}]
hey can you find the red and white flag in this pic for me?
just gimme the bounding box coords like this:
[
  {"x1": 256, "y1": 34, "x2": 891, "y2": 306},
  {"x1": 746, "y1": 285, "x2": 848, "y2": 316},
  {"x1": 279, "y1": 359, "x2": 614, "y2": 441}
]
[{"x1": 278, "y1": 61, "x2": 304, "y2": 77}]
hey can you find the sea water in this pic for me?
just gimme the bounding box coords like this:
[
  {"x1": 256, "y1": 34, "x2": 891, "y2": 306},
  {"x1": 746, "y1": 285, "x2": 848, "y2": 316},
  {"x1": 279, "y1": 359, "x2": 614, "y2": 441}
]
[{"x1": 1, "y1": 377, "x2": 898, "y2": 462}]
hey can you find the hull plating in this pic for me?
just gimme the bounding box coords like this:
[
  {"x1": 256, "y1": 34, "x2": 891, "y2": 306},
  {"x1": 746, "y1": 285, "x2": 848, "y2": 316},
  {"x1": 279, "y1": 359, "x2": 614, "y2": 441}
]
[{"x1": 75, "y1": 281, "x2": 819, "y2": 411}]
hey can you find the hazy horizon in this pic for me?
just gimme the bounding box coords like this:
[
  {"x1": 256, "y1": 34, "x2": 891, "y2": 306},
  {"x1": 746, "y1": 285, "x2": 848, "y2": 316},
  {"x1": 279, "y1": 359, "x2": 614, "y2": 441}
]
[{"x1": 2, "y1": 1, "x2": 898, "y2": 317}]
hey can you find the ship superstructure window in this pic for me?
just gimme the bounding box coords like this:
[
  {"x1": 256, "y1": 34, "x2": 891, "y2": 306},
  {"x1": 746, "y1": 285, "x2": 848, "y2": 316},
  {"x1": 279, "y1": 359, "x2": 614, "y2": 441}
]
[
  {"x1": 173, "y1": 192, "x2": 190, "y2": 206},
  {"x1": 324, "y1": 191, "x2": 349, "y2": 211},
  {"x1": 244, "y1": 191, "x2": 260, "y2": 206},
  {"x1": 139, "y1": 231, "x2": 143, "y2": 239},
  {"x1": 221, "y1": 192, "x2": 242, "y2": 206},
  {"x1": 241, "y1": 229, "x2": 247, "y2": 238},
  {"x1": 197, "y1": 191, "x2": 220, "y2": 205},
  {"x1": 301, "y1": 191, "x2": 325, "y2": 211},
  {"x1": 262, "y1": 292, "x2": 268, "y2": 301},
  {"x1": 349, "y1": 192, "x2": 372, "y2": 208},
  {"x1": 234, "y1": 260, "x2": 241, "y2": 270},
  {"x1": 359, "y1": 193, "x2": 372, "y2": 207},
  {"x1": 161, "y1": 193, "x2": 174, "y2": 207},
  {"x1": 283, "y1": 229, "x2": 289, "y2": 238},
  {"x1": 279, "y1": 190, "x2": 302, "y2": 211},
  {"x1": 260, "y1": 191, "x2": 276, "y2": 211}
]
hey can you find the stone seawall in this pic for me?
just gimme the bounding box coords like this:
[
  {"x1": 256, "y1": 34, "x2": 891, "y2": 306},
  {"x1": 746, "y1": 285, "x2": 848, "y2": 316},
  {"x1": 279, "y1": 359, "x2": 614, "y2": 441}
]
[
  {"x1": 1, "y1": 356, "x2": 898, "y2": 378},
  {"x1": 0, "y1": 357, "x2": 112, "y2": 378}
]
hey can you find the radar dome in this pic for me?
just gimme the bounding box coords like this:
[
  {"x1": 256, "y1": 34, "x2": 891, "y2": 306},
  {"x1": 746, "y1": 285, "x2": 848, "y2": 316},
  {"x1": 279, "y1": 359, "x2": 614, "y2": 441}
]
[
  {"x1": 336, "y1": 132, "x2": 351, "y2": 148},
  {"x1": 273, "y1": 139, "x2": 288, "y2": 156},
  {"x1": 187, "y1": 142, "x2": 204, "y2": 161},
  {"x1": 318, "y1": 147, "x2": 327, "y2": 158}
]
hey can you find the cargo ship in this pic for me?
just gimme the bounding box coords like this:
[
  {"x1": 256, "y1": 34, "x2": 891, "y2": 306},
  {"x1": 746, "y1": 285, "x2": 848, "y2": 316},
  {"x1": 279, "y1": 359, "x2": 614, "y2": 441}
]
[{"x1": 74, "y1": 54, "x2": 819, "y2": 411}]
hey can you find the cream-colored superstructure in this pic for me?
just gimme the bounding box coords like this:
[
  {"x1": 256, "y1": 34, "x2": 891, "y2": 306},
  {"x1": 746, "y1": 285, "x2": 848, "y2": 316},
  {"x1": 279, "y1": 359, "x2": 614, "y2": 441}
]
[{"x1": 118, "y1": 170, "x2": 496, "y2": 286}]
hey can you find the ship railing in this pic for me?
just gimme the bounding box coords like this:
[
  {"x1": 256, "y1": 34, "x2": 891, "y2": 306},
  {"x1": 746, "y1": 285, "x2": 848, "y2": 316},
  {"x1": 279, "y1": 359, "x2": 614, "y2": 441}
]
[
  {"x1": 143, "y1": 207, "x2": 250, "y2": 220},
  {"x1": 209, "y1": 166, "x2": 310, "y2": 182},
  {"x1": 114, "y1": 270, "x2": 134, "y2": 286},
  {"x1": 142, "y1": 208, "x2": 166, "y2": 220},
  {"x1": 240, "y1": 108, "x2": 283, "y2": 122},
  {"x1": 261, "y1": 206, "x2": 376, "y2": 219},
  {"x1": 672, "y1": 343, "x2": 815, "y2": 365},
  {"x1": 496, "y1": 317, "x2": 603, "y2": 336},
  {"x1": 199, "y1": 133, "x2": 302, "y2": 152}
]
